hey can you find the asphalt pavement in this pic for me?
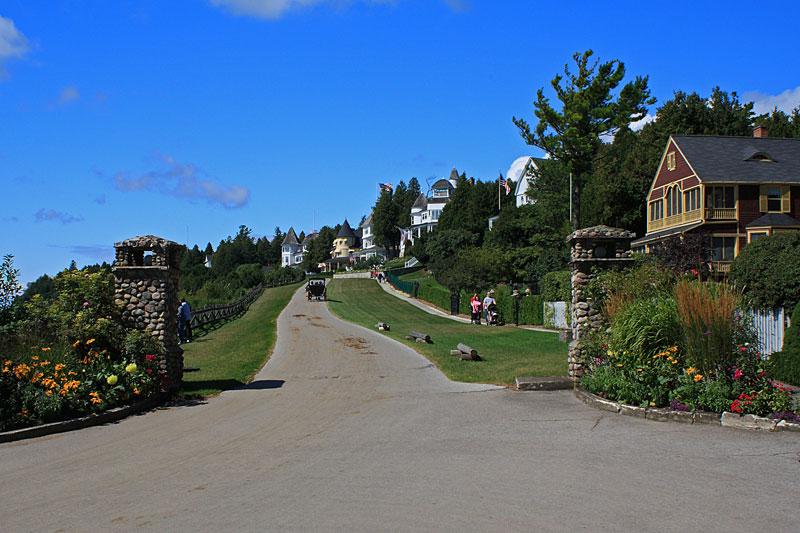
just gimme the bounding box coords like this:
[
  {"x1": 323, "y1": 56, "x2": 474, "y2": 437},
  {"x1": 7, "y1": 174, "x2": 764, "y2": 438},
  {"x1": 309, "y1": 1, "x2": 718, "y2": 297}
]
[{"x1": 1, "y1": 286, "x2": 798, "y2": 531}]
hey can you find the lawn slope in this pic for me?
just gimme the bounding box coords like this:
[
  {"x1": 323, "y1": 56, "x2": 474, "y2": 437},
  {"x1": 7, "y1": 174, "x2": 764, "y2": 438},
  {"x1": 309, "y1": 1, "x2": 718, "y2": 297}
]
[
  {"x1": 327, "y1": 279, "x2": 566, "y2": 384},
  {"x1": 179, "y1": 282, "x2": 301, "y2": 396}
]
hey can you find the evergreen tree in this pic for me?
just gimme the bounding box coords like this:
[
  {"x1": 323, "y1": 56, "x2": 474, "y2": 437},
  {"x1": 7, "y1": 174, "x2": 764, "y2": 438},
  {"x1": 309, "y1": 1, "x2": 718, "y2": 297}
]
[{"x1": 513, "y1": 49, "x2": 654, "y2": 229}]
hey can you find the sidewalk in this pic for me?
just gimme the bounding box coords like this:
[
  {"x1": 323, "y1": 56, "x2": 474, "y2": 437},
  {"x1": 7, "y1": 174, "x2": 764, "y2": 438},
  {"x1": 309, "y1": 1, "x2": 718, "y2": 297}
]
[{"x1": 376, "y1": 279, "x2": 558, "y2": 334}]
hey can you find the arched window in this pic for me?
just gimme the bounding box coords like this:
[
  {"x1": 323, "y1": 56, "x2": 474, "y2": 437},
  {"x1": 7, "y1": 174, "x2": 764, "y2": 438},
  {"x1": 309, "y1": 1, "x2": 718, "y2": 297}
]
[{"x1": 666, "y1": 185, "x2": 682, "y2": 217}]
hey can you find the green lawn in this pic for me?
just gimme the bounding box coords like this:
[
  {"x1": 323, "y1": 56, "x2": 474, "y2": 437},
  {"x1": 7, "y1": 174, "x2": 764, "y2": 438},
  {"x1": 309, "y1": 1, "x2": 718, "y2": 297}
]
[
  {"x1": 327, "y1": 279, "x2": 567, "y2": 384},
  {"x1": 179, "y1": 282, "x2": 302, "y2": 396}
]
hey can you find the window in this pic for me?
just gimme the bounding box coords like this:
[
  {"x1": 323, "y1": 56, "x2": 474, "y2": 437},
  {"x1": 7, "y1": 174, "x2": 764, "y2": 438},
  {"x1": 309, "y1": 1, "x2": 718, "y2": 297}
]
[
  {"x1": 749, "y1": 232, "x2": 767, "y2": 242},
  {"x1": 705, "y1": 186, "x2": 735, "y2": 209},
  {"x1": 430, "y1": 209, "x2": 442, "y2": 220},
  {"x1": 711, "y1": 236, "x2": 736, "y2": 261},
  {"x1": 760, "y1": 185, "x2": 789, "y2": 213},
  {"x1": 666, "y1": 151, "x2": 676, "y2": 171},
  {"x1": 666, "y1": 185, "x2": 682, "y2": 217},
  {"x1": 683, "y1": 187, "x2": 700, "y2": 211},
  {"x1": 432, "y1": 188, "x2": 449, "y2": 198},
  {"x1": 650, "y1": 199, "x2": 664, "y2": 221}
]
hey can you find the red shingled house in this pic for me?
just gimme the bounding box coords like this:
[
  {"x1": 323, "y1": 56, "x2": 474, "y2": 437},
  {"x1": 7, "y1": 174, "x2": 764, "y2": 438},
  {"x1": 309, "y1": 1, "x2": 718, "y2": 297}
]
[{"x1": 631, "y1": 127, "x2": 800, "y2": 273}]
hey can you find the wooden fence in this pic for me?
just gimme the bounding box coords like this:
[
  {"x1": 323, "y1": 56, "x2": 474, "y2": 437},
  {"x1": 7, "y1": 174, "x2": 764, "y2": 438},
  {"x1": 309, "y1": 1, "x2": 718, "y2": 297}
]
[
  {"x1": 190, "y1": 284, "x2": 264, "y2": 330},
  {"x1": 752, "y1": 307, "x2": 790, "y2": 356}
]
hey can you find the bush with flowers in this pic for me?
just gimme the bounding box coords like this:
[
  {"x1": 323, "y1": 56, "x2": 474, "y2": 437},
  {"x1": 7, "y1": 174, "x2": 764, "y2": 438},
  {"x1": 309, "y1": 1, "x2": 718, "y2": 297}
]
[
  {"x1": 0, "y1": 267, "x2": 167, "y2": 432},
  {"x1": 580, "y1": 260, "x2": 798, "y2": 420}
]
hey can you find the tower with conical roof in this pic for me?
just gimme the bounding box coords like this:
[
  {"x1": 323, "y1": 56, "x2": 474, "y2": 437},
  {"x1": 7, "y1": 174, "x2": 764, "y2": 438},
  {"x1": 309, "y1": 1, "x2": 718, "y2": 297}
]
[{"x1": 281, "y1": 227, "x2": 302, "y2": 267}]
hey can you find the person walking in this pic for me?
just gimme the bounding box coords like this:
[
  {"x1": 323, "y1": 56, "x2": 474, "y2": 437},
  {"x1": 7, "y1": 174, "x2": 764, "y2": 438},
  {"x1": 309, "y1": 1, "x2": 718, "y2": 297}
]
[
  {"x1": 178, "y1": 298, "x2": 193, "y2": 344},
  {"x1": 482, "y1": 290, "x2": 496, "y2": 325},
  {"x1": 470, "y1": 293, "x2": 482, "y2": 325}
]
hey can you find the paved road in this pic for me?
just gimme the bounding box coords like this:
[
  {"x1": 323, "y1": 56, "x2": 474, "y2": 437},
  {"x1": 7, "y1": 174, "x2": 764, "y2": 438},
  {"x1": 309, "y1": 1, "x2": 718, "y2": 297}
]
[{"x1": 2, "y1": 286, "x2": 799, "y2": 531}]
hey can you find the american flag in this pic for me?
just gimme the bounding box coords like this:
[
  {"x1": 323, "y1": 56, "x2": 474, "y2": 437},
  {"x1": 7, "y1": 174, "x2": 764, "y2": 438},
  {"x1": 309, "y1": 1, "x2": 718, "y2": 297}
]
[
  {"x1": 379, "y1": 183, "x2": 393, "y2": 193},
  {"x1": 499, "y1": 174, "x2": 510, "y2": 195}
]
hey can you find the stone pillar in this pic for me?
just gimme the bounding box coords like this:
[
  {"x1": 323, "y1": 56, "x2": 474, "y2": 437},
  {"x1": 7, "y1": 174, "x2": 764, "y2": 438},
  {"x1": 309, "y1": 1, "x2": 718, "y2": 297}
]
[
  {"x1": 112, "y1": 235, "x2": 183, "y2": 388},
  {"x1": 567, "y1": 225, "x2": 635, "y2": 380}
]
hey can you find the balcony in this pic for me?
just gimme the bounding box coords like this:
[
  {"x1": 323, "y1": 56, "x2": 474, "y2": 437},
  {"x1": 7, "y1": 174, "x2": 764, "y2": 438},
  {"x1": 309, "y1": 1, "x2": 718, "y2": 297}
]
[
  {"x1": 647, "y1": 208, "x2": 701, "y2": 233},
  {"x1": 705, "y1": 207, "x2": 737, "y2": 220}
]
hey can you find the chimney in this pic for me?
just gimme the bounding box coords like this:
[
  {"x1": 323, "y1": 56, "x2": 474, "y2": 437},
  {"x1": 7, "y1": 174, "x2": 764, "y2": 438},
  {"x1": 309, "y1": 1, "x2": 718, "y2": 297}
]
[{"x1": 754, "y1": 125, "x2": 767, "y2": 138}]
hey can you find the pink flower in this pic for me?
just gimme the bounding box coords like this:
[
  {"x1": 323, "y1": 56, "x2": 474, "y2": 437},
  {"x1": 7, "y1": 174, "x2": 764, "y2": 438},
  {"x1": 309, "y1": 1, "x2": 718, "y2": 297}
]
[
  {"x1": 83, "y1": 302, "x2": 89, "y2": 307},
  {"x1": 691, "y1": 269, "x2": 698, "y2": 275},
  {"x1": 145, "y1": 354, "x2": 156, "y2": 361},
  {"x1": 733, "y1": 368, "x2": 743, "y2": 380}
]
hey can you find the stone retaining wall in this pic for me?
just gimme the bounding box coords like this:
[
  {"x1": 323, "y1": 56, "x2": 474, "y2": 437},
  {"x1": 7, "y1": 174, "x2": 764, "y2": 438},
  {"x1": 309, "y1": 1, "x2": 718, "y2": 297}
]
[{"x1": 574, "y1": 386, "x2": 800, "y2": 432}]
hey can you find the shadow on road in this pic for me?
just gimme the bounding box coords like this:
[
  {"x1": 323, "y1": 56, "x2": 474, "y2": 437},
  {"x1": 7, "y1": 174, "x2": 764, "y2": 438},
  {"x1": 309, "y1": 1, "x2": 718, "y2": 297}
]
[{"x1": 238, "y1": 379, "x2": 285, "y2": 391}]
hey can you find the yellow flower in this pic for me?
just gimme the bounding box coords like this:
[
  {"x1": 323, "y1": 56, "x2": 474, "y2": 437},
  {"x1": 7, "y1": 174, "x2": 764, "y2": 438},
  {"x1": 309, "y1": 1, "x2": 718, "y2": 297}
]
[
  {"x1": 668, "y1": 346, "x2": 678, "y2": 352},
  {"x1": 637, "y1": 368, "x2": 643, "y2": 372},
  {"x1": 125, "y1": 363, "x2": 137, "y2": 374},
  {"x1": 107, "y1": 375, "x2": 118, "y2": 386},
  {"x1": 617, "y1": 363, "x2": 623, "y2": 367},
  {"x1": 694, "y1": 374, "x2": 704, "y2": 382},
  {"x1": 685, "y1": 367, "x2": 696, "y2": 375},
  {"x1": 89, "y1": 392, "x2": 102, "y2": 404},
  {"x1": 671, "y1": 360, "x2": 678, "y2": 365},
  {"x1": 55, "y1": 363, "x2": 66, "y2": 371}
]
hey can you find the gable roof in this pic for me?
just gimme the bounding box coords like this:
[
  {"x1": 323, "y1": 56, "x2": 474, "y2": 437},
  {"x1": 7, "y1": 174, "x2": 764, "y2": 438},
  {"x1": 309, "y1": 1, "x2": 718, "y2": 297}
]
[
  {"x1": 362, "y1": 212, "x2": 373, "y2": 227},
  {"x1": 411, "y1": 193, "x2": 427, "y2": 209},
  {"x1": 281, "y1": 227, "x2": 299, "y2": 246},
  {"x1": 672, "y1": 135, "x2": 800, "y2": 184}
]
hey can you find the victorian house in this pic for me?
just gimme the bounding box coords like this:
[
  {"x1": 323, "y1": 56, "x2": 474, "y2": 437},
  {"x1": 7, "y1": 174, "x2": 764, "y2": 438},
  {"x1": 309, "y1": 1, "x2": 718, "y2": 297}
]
[
  {"x1": 323, "y1": 219, "x2": 362, "y2": 271},
  {"x1": 281, "y1": 227, "x2": 303, "y2": 267},
  {"x1": 631, "y1": 127, "x2": 800, "y2": 273},
  {"x1": 400, "y1": 168, "x2": 459, "y2": 255}
]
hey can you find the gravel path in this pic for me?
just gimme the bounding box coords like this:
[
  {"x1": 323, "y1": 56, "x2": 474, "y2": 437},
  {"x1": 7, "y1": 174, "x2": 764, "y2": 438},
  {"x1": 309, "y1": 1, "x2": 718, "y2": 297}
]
[{"x1": 1, "y1": 286, "x2": 798, "y2": 531}]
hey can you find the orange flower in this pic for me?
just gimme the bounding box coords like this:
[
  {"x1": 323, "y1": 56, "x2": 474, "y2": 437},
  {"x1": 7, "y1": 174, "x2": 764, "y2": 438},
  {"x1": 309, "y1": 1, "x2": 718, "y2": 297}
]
[
  {"x1": 55, "y1": 363, "x2": 66, "y2": 371},
  {"x1": 86, "y1": 338, "x2": 95, "y2": 345},
  {"x1": 41, "y1": 347, "x2": 51, "y2": 352},
  {"x1": 694, "y1": 374, "x2": 704, "y2": 382},
  {"x1": 72, "y1": 340, "x2": 81, "y2": 347}
]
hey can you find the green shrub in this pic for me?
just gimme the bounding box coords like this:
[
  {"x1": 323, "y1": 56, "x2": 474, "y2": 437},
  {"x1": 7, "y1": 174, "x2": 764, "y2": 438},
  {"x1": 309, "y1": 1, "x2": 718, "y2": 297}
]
[
  {"x1": 732, "y1": 231, "x2": 800, "y2": 310},
  {"x1": 771, "y1": 302, "x2": 800, "y2": 385},
  {"x1": 541, "y1": 270, "x2": 571, "y2": 302}
]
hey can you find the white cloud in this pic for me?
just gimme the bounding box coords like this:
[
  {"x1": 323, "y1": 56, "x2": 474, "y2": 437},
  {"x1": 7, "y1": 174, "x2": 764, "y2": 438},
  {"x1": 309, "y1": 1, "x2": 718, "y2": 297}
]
[
  {"x1": 58, "y1": 86, "x2": 80, "y2": 105},
  {"x1": 210, "y1": 0, "x2": 459, "y2": 19},
  {"x1": 742, "y1": 85, "x2": 800, "y2": 115},
  {"x1": 112, "y1": 153, "x2": 250, "y2": 209},
  {"x1": 630, "y1": 113, "x2": 655, "y2": 131},
  {"x1": 34, "y1": 209, "x2": 85, "y2": 224},
  {"x1": 0, "y1": 15, "x2": 28, "y2": 74}
]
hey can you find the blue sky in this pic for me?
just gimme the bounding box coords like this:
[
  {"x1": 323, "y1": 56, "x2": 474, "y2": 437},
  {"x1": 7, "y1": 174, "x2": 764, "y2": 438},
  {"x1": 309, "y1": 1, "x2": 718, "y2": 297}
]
[{"x1": 2, "y1": 0, "x2": 799, "y2": 285}]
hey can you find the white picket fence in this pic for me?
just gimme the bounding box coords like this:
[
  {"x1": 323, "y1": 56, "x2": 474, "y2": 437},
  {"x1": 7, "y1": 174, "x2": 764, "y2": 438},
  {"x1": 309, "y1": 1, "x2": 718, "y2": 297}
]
[{"x1": 751, "y1": 308, "x2": 790, "y2": 356}]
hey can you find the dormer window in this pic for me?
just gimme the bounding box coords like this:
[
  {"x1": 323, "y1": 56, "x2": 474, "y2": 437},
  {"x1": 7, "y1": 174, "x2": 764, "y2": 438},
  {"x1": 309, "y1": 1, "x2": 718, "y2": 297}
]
[
  {"x1": 432, "y1": 188, "x2": 449, "y2": 198},
  {"x1": 666, "y1": 151, "x2": 676, "y2": 171},
  {"x1": 746, "y1": 152, "x2": 773, "y2": 162}
]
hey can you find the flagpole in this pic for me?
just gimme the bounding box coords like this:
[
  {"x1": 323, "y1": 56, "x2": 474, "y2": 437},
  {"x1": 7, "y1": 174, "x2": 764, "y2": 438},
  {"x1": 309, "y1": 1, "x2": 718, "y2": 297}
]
[{"x1": 498, "y1": 171, "x2": 501, "y2": 213}]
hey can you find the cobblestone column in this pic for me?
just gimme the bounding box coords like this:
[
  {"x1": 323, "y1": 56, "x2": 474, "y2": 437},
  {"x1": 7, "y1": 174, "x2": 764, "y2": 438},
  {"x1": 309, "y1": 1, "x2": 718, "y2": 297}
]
[
  {"x1": 112, "y1": 235, "x2": 183, "y2": 388},
  {"x1": 567, "y1": 226, "x2": 635, "y2": 380}
]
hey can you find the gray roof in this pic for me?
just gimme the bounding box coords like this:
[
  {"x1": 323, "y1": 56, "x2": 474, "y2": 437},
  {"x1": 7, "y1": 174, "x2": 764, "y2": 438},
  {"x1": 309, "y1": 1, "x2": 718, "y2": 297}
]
[
  {"x1": 631, "y1": 221, "x2": 702, "y2": 247},
  {"x1": 673, "y1": 135, "x2": 800, "y2": 184},
  {"x1": 362, "y1": 213, "x2": 373, "y2": 227},
  {"x1": 336, "y1": 220, "x2": 356, "y2": 239},
  {"x1": 281, "y1": 227, "x2": 299, "y2": 246},
  {"x1": 302, "y1": 231, "x2": 319, "y2": 243},
  {"x1": 746, "y1": 213, "x2": 800, "y2": 228},
  {"x1": 449, "y1": 167, "x2": 459, "y2": 180},
  {"x1": 431, "y1": 178, "x2": 454, "y2": 190},
  {"x1": 411, "y1": 193, "x2": 427, "y2": 209}
]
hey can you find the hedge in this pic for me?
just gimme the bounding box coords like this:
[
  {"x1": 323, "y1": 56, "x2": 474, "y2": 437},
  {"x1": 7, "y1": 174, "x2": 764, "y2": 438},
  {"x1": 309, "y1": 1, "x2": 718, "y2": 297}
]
[{"x1": 415, "y1": 284, "x2": 543, "y2": 326}]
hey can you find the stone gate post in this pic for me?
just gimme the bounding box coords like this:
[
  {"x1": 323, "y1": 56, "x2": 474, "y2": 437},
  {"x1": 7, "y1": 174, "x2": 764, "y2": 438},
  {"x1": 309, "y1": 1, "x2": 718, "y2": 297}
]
[
  {"x1": 112, "y1": 235, "x2": 183, "y2": 388},
  {"x1": 567, "y1": 225, "x2": 635, "y2": 380}
]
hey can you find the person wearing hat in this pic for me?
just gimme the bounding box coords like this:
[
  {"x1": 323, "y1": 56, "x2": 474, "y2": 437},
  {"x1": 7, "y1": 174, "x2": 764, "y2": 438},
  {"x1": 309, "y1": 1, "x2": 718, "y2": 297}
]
[{"x1": 482, "y1": 290, "x2": 496, "y2": 325}]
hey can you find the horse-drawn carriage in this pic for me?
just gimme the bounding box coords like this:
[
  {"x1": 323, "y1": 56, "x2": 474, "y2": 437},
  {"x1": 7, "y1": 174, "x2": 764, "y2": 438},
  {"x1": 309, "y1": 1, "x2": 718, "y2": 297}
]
[{"x1": 306, "y1": 277, "x2": 327, "y2": 301}]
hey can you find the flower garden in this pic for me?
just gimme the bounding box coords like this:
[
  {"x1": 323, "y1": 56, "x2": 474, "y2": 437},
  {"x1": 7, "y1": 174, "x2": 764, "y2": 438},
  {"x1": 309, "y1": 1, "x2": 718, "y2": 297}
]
[
  {"x1": 0, "y1": 268, "x2": 166, "y2": 432},
  {"x1": 580, "y1": 260, "x2": 799, "y2": 423}
]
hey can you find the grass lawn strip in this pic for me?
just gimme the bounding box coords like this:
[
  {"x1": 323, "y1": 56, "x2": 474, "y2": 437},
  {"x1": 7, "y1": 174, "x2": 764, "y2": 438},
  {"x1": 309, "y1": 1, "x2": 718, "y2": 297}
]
[
  {"x1": 327, "y1": 279, "x2": 567, "y2": 385},
  {"x1": 179, "y1": 282, "x2": 302, "y2": 396}
]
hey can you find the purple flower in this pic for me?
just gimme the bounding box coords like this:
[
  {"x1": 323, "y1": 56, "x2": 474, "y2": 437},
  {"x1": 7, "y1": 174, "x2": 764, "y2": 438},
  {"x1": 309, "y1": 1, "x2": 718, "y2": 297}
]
[
  {"x1": 702, "y1": 331, "x2": 711, "y2": 335},
  {"x1": 83, "y1": 302, "x2": 89, "y2": 307}
]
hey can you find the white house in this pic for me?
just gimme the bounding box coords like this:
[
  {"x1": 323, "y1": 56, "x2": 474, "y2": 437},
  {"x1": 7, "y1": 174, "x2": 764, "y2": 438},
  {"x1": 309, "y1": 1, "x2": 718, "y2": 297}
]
[
  {"x1": 400, "y1": 168, "x2": 459, "y2": 255},
  {"x1": 353, "y1": 212, "x2": 386, "y2": 261},
  {"x1": 508, "y1": 156, "x2": 539, "y2": 207},
  {"x1": 281, "y1": 227, "x2": 303, "y2": 267}
]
